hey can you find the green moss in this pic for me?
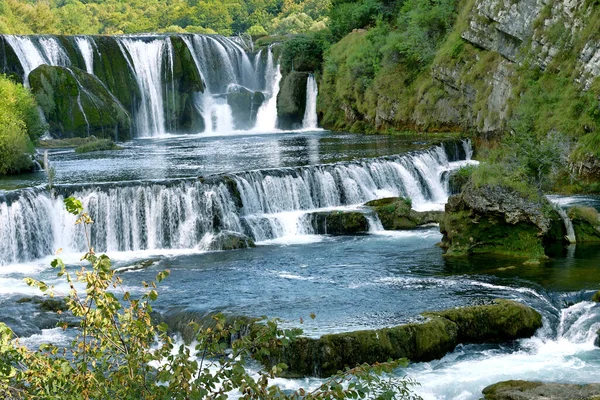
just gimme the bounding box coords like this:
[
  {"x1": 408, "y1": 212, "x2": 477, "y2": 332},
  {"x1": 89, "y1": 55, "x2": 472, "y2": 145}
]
[
  {"x1": 75, "y1": 138, "x2": 123, "y2": 153},
  {"x1": 568, "y1": 206, "x2": 600, "y2": 242}
]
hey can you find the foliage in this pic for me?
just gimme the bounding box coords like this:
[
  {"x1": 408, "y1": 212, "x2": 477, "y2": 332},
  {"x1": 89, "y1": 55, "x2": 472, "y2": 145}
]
[
  {"x1": 0, "y1": 74, "x2": 46, "y2": 175},
  {"x1": 280, "y1": 33, "x2": 326, "y2": 73},
  {"x1": 0, "y1": 197, "x2": 422, "y2": 399},
  {"x1": 75, "y1": 138, "x2": 123, "y2": 154},
  {"x1": 0, "y1": 0, "x2": 331, "y2": 36},
  {"x1": 328, "y1": 0, "x2": 385, "y2": 40}
]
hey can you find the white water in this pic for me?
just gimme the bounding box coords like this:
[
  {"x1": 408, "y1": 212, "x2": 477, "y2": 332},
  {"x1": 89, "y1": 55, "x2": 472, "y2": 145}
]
[
  {"x1": 254, "y1": 48, "x2": 281, "y2": 131},
  {"x1": 0, "y1": 143, "x2": 467, "y2": 266},
  {"x1": 119, "y1": 38, "x2": 167, "y2": 137},
  {"x1": 302, "y1": 74, "x2": 318, "y2": 129},
  {"x1": 4, "y1": 36, "x2": 50, "y2": 84},
  {"x1": 74, "y1": 37, "x2": 95, "y2": 74}
]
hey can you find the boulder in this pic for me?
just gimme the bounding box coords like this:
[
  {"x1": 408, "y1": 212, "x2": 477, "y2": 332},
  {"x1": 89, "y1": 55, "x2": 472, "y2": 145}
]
[
  {"x1": 277, "y1": 71, "x2": 309, "y2": 130},
  {"x1": 568, "y1": 206, "x2": 600, "y2": 243},
  {"x1": 440, "y1": 183, "x2": 565, "y2": 258},
  {"x1": 308, "y1": 211, "x2": 369, "y2": 235},
  {"x1": 482, "y1": 380, "x2": 600, "y2": 400},
  {"x1": 227, "y1": 88, "x2": 266, "y2": 130},
  {"x1": 260, "y1": 300, "x2": 542, "y2": 378},
  {"x1": 29, "y1": 65, "x2": 132, "y2": 140},
  {"x1": 592, "y1": 291, "x2": 600, "y2": 302},
  {"x1": 205, "y1": 231, "x2": 255, "y2": 251},
  {"x1": 365, "y1": 197, "x2": 443, "y2": 230}
]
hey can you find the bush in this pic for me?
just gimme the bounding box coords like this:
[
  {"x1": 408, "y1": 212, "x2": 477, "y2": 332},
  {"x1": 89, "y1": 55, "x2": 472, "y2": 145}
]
[
  {"x1": 75, "y1": 138, "x2": 123, "y2": 153},
  {"x1": 329, "y1": 0, "x2": 384, "y2": 40},
  {"x1": 0, "y1": 75, "x2": 46, "y2": 175},
  {"x1": 0, "y1": 197, "x2": 421, "y2": 400},
  {"x1": 280, "y1": 34, "x2": 326, "y2": 73}
]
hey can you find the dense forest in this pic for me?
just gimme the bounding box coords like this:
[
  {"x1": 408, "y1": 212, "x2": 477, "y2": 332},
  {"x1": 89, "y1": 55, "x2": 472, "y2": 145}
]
[{"x1": 0, "y1": 0, "x2": 330, "y2": 36}]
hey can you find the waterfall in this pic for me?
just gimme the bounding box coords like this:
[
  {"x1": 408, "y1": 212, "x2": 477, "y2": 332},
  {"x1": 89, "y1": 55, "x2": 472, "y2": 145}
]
[
  {"x1": 75, "y1": 36, "x2": 95, "y2": 75},
  {"x1": 119, "y1": 37, "x2": 167, "y2": 137},
  {"x1": 0, "y1": 143, "x2": 468, "y2": 266},
  {"x1": 254, "y1": 47, "x2": 281, "y2": 131},
  {"x1": 302, "y1": 74, "x2": 318, "y2": 129},
  {"x1": 554, "y1": 205, "x2": 577, "y2": 244},
  {"x1": 4, "y1": 35, "x2": 70, "y2": 84}
]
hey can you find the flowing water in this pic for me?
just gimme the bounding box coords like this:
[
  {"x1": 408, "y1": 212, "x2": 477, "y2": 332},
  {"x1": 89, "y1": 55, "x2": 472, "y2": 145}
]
[{"x1": 2, "y1": 33, "x2": 600, "y2": 399}]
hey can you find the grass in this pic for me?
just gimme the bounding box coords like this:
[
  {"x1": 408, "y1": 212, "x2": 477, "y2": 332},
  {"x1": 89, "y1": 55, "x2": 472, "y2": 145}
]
[{"x1": 75, "y1": 138, "x2": 123, "y2": 154}]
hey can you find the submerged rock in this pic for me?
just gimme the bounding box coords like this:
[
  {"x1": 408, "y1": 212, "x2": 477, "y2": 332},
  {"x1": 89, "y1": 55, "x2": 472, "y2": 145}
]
[
  {"x1": 308, "y1": 211, "x2": 369, "y2": 235},
  {"x1": 29, "y1": 65, "x2": 132, "y2": 140},
  {"x1": 365, "y1": 197, "x2": 443, "y2": 230},
  {"x1": 568, "y1": 206, "x2": 600, "y2": 243},
  {"x1": 482, "y1": 380, "x2": 600, "y2": 400},
  {"x1": 440, "y1": 184, "x2": 565, "y2": 259},
  {"x1": 260, "y1": 300, "x2": 541, "y2": 378}
]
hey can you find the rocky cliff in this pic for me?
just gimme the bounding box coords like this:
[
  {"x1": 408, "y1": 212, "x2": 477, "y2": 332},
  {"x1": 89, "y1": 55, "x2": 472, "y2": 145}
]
[{"x1": 318, "y1": 0, "x2": 600, "y2": 143}]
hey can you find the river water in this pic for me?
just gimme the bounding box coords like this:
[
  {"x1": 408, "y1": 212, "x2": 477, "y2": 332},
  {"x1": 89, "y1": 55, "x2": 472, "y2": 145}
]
[{"x1": 1, "y1": 130, "x2": 599, "y2": 399}]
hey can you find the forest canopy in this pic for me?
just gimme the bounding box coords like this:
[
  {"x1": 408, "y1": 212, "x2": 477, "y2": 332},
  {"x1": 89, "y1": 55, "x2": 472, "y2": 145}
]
[{"x1": 0, "y1": 0, "x2": 331, "y2": 36}]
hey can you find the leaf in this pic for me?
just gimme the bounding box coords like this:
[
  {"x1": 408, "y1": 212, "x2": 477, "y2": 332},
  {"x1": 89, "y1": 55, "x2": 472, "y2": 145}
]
[{"x1": 64, "y1": 197, "x2": 84, "y2": 216}]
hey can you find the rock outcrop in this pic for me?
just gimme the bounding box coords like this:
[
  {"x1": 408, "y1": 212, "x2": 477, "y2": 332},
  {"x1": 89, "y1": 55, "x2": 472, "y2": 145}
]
[
  {"x1": 568, "y1": 206, "x2": 600, "y2": 242},
  {"x1": 260, "y1": 300, "x2": 542, "y2": 378},
  {"x1": 482, "y1": 380, "x2": 600, "y2": 400},
  {"x1": 365, "y1": 197, "x2": 443, "y2": 230},
  {"x1": 204, "y1": 231, "x2": 255, "y2": 251},
  {"x1": 277, "y1": 71, "x2": 309, "y2": 130},
  {"x1": 308, "y1": 210, "x2": 370, "y2": 235},
  {"x1": 440, "y1": 183, "x2": 565, "y2": 258},
  {"x1": 29, "y1": 65, "x2": 132, "y2": 140}
]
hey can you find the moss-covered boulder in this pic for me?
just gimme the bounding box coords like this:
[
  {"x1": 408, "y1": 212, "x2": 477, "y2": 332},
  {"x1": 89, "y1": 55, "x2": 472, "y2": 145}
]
[
  {"x1": 308, "y1": 210, "x2": 369, "y2": 235},
  {"x1": 365, "y1": 197, "x2": 443, "y2": 230},
  {"x1": 423, "y1": 299, "x2": 542, "y2": 344},
  {"x1": 440, "y1": 183, "x2": 565, "y2": 259},
  {"x1": 568, "y1": 206, "x2": 600, "y2": 243},
  {"x1": 29, "y1": 65, "x2": 132, "y2": 140},
  {"x1": 277, "y1": 71, "x2": 309, "y2": 130},
  {"x1": 206, "y1": 231, "x2": 255, "y2": 251},
  {"x1": 163, "y1": 36, "x2": 205, "y2": 134},
  {"x1": 261, "y1": 300, "x2": 541, "y2": 378},
  {"x1": 227, "y1": 89, "x2": 266, "y2": 130},
  {"x1": 482, "y1": 380, "x2": 600, "y2": 400},
  {"x1": 592, "y1": 291, "x2": 600, "y2": 303}
]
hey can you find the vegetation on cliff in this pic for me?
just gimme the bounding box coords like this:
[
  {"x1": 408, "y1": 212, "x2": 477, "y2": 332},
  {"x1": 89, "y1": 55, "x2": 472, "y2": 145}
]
[{"x1": 0, "y1": 74, "x2": 45, "y2": 175}]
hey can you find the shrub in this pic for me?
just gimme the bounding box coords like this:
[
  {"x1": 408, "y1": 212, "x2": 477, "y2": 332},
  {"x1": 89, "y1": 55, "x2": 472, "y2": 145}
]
[
  {"x1": 75, "y1": 138, "x2": 123, "y2": 153},
  {"x1": 280, "y1": 34, "x2": 326, "y2": 73}
]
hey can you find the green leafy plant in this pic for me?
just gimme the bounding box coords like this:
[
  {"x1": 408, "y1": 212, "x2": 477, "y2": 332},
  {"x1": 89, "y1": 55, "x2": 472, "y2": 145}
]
[{"x1": 0, "y1": 197, "x2": 421, "y2": 399}]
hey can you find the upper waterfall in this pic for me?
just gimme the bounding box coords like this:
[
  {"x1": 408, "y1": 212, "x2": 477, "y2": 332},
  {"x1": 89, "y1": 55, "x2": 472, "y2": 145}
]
[{"x1": 1, "y1": 34, "x2": 294, "y2": 137}]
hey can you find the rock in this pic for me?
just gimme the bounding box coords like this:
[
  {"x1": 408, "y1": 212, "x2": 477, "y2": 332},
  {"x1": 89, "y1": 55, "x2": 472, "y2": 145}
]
[
  {"x1": 227, "y1": 88, "x2": 266, "y2": 130},
  {"x1": 592, "y1": 291, "x2": 600, "y2": 303},
  {"x1": 568, "y1": 206, "x2": 600, "y2": 243},
  {"x1": 308, "y1": 211, "x2": 369, "y2": 235},
  {"x1": 365, "y1": 197, "x2": 443, "y2": 230},
  {"x1": 482, "y1": 380, "x2": 600, "y2": 400},
  {"x1": 277, "y1": 71, "x2": 309, "y2": 130},
  {"x1": 423, "y1": 299, "x2": 542, "y2": 343},
  {"x1": 205, "y1": 231, "x2": 255, "y2": 251},
  {"x1": 440, "y1": 183, "x2": 565, "y2": 258},
  {"x1": 261, "y1": 300, "x2": 541, "y2": 378},
  {"x1": 595, "y1": 329, "x2": 600, "y2": 347},
  {"x1": 16, "y1": 296, "x2": 68, "y2": 313},
  {"x1": 28, "y1": 65, "x2": 132, "y2": 140}
]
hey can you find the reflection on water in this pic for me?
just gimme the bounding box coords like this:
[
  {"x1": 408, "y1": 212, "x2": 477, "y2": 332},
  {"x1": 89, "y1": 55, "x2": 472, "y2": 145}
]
[{"x1": 0, "y1": 131, "x2": 447, "y2": 190}]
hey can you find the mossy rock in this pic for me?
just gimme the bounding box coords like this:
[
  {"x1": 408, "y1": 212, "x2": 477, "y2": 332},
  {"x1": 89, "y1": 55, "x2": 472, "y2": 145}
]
[
  {"x1": 260, "y1": 300, "x2": 541, "y2": 378},
  {"x1": 75, "y1": 138, "x2": 123, "y2": 153},
  {"x1": 568, "y1": 206, "x2": 600, "y2": 243},
  {"x1": 423, "y1": 299, "x2": 542, "y2": 344},
  {"x1": 227, "y1": 89, "x2": 266, "y2": 130},
  {"x1": 277, "y1": 71, "x2": 309, "y2": 130},
  {"x1": 440, "y1": 184, "x2": 564, "y2": 259},
  {"x1": 17, "y1": 296, "x2": 68, "y2": 313},
  {"x1": 29, "y1": 65, "x2": 132, "y2": 140},
  {"x1": 206, "y1": 231, "x2": 255, "y2": 251},
  {"x1": 592, "y1": 291, "x2": 600, "y2": 302},
  {"x1": 308, "y1": 211, "x2": 369, "y2": 235},
  {"x1": 482, "y1": 380, "x2": 600, "y2": 400},
  {"x1": 365, "y1": 197, "x2": 443, "y2": 230},
  {"x1": 163, "y1": 36, "x2": 205, "y2": 134}
]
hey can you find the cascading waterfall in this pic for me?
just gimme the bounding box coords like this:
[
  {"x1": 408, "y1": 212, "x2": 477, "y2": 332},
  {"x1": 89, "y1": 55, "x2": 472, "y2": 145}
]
[
  {"x1": 74, "y1": 36, "x2": 95, "y2": 75},
  {"x1": 0, "y1": 142, "x2": 470, "y2": 266},
  {"x1": 302, "y1": 74, "x2": 319, "y2": 129},
  {"x1": 254, "y1": 47, "x2": 281, "y2": 131},
  {"x1": 119, "y1": 37, "x2": 168, "y2": 137},
  {"x1": 4, "y1": 35, "x2": 70, "y2": 84}
]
